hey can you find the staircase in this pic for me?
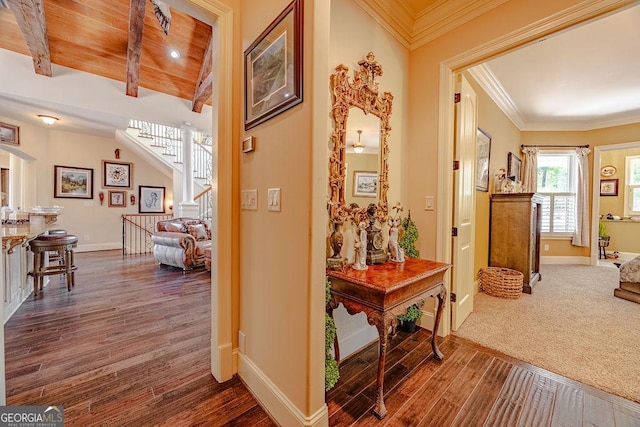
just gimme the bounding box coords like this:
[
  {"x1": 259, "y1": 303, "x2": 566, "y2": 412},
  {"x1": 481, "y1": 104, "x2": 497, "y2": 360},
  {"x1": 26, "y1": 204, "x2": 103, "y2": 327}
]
[{"x1": 115, "y1": 120, "x2": 213, "y2": 220}]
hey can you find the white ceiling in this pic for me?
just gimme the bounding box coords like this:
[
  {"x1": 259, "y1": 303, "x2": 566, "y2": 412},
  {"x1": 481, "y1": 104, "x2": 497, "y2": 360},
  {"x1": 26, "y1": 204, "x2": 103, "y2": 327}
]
[
  {"x1": 469, "y1": 4, "x2": 640, "y2": 131},
  {"x1": 0, "y1": 3, "x2": 638, "y2": 138}
]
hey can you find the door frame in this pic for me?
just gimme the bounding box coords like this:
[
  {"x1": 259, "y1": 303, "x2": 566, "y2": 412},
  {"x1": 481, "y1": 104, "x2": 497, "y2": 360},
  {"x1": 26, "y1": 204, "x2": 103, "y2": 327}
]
[{"x1": 436, "y1": 0, "x2": 630, "y2": 336}]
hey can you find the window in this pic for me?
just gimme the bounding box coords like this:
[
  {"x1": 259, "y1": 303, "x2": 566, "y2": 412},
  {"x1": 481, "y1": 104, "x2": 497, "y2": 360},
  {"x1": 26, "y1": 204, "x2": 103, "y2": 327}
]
[
  {"x1": 537, "y1": 151, "x2": 577, "y2": 235},
  {"x1": 625, "y1": 155, "x2": 640, "y2": 216}
]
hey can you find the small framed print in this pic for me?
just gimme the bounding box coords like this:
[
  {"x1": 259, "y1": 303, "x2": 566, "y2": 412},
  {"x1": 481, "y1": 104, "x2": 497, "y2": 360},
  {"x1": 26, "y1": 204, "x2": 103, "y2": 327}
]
[
  {"x1": 600, "y1": 165, "x2": 617, "y2": 177},
  {"x1": 352, "y1": 171, "x2": 378, "y2": 198},
  {"x1": 0, "y1": 122, "x2": 19, "y2": 145},
  {"x1": 139, "y1": 185, "x2": 166, "y2": 213},
  {"x1": 103, "y1": 160, "x2": 133, "y2": 189},
  {"x1": 507, "y1": 152, "x2": 522, "y2": 183},
  {"x1": 600, "y1": 179, "x2": 618, "y2": 196},
  {"x1": 108, "y1": 190, "x2": 127, "y2": 207}
]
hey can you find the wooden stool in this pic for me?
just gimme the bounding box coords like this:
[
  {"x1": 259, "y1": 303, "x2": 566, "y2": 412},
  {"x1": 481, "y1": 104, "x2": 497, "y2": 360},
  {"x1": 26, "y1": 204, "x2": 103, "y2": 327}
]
[{"x1": 29, "y1": 234, "x2": 78, "y2": 296}]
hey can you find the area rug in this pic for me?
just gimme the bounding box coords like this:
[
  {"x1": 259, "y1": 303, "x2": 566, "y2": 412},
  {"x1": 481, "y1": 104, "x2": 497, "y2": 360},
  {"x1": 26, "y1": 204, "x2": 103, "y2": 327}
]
[{"x1": 454, "y1": 264, "x2": 640, "y2": 403}]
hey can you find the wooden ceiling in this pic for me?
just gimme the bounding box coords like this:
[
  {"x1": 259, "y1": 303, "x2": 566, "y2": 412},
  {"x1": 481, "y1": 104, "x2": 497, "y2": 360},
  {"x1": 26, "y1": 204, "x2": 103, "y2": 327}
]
[{"x1": 0, "y1": 0, "x2": 212, "y2": 112}]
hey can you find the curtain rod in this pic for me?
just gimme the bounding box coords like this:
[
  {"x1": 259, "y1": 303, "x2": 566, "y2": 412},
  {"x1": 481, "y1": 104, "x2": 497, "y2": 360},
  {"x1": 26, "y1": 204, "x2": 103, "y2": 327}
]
[{"x1": 521, "y1": 144, "x2": 589, "y2": 149}]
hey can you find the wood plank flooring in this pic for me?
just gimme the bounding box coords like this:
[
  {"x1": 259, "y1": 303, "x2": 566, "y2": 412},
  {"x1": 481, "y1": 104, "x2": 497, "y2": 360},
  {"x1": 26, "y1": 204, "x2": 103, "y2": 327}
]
[
  {"x1": 5, "y1": 250, "x2": 276, "y2": 426},
  {"x1": 327, "y1": 329, "x2": 640, "y2": 426},
  {"x1": 6, "y1": 250, "x2": 640, "y2": 426}
]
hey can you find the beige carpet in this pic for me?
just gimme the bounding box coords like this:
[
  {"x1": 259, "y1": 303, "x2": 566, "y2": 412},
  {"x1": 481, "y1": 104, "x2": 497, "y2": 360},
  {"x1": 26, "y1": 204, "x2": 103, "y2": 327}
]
[{"x1": 454, "y1": 264, "x2": 640, "y2": 403}]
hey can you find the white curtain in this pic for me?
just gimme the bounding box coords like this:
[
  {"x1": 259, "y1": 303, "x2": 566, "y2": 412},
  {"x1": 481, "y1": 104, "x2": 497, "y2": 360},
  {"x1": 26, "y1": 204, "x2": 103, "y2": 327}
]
[
  {"x1": 572, "y1": 147, "x2": 591, "y2": 247},
  {"x1": 521, "y1": 147, "x2": 539, "y2": 193}
]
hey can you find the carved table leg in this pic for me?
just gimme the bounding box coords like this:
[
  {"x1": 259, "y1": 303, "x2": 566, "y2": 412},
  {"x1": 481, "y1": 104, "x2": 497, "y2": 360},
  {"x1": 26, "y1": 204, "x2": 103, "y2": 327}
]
[
  {"x1": 327, "y1": 304, "x2": 341, "y2": 366},
  {"x1": 432, "y1": 284, "x2": 447, "y2": 361},
  {"x1": 368, "y1": 311, "x2": 395, "y2": 419}
]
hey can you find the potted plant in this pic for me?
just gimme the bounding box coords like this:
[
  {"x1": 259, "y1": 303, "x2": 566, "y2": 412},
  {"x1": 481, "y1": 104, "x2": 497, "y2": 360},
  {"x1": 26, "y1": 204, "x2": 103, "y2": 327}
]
[
  {"x1": 397, "y1": 304, "x2": 422, "y2": 333},
  {"x1": 399, "y1": 210, "x2": 420, "y2": 258},
  {"x1": 325, "y1": 277, "x2": 339, "y2": 391}
]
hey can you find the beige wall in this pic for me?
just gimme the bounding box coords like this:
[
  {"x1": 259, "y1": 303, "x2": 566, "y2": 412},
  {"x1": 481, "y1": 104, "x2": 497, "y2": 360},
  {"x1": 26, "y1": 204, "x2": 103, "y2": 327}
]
[{"x1": 0, "y1": 115, "x2": 172, "y2": 250}]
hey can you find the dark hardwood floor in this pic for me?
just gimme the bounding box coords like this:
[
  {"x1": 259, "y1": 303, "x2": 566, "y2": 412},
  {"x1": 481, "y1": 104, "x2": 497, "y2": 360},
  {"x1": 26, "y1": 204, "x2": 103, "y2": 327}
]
[
  {"x1": 5, "y1": 250, "x2": 276, "y2": 426},
  {"x1": 7, "y1": 250, "x2": 640, "y2": 426}
]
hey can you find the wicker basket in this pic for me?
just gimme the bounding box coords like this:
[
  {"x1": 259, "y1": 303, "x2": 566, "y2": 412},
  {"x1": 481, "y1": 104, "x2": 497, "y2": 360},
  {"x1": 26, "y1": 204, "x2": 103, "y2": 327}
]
[{"x1": 479, "y1": 267, "x2": 523, "y2": 299}]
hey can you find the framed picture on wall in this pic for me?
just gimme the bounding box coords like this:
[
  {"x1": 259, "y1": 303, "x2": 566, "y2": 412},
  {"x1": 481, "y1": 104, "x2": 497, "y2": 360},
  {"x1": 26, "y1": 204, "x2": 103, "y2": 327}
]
[
  {"x1": 600, "y1": 178, "x2": 618, "y2": 196},
  {"x1": 507, "y1": 152, "x2": 522, "y2": 182},
  {"x1": 0, "y1": 122, "x2": 19, "y2": 145},
  {"x1": 102, "y1": 160, "x2": 133, "y2": 189},
  {"x1": 139, "y1": 186, "x2": 165, "y2": 213},
  {"x1": 352, "y1": 171, "x2": 378, "y2": 198},
  {"x1": 475, "y1": 128, "x2": 492, "y2": 191},
  {"x1": 244, "y1": 0, "x2": 303, "y2": 130},
  {"x1": 54, "y1": 165, "x2": 94, "y2": 199},
  {"x1": 108, "y1": 190, "x2": 127, "y2": 207}
]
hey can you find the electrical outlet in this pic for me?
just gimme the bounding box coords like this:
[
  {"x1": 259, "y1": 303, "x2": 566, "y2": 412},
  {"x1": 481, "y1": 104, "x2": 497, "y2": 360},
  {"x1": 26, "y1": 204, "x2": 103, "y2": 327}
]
[
  {"x1": 84, "y1": 234, "x2": 90, "y2": 241},
  {"x1": 544, "y1": 244, "x2": 549, "y2": 251}
]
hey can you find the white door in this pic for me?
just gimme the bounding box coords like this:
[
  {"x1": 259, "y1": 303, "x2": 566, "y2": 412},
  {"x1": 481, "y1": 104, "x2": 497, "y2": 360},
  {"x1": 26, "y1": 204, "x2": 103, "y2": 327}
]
[{"x1": 451, "y1": 73, "x2": 477, "y2": 331}]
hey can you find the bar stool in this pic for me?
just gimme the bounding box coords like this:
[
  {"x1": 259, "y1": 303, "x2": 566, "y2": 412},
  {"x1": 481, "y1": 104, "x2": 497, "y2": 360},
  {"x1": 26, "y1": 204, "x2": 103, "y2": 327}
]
[
  {"x1": 46, "y1": 229, "x2": 67, "y2": 264},
  {"x1": 28, "y1": 234, "x2": 78, "y2": 296}
]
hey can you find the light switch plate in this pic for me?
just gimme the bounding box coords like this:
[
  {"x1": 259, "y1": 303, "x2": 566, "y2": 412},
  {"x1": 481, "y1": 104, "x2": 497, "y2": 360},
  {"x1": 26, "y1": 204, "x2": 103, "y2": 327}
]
[
  {"x1": 241, "y1": 189, "x2": 258, "y2": 210},
  {"x1": 425, "y1": 196, "x2": 435, "y2": 211},
  {"x1": 267, "y1": 188, "x2": 281, "y2": 212}
]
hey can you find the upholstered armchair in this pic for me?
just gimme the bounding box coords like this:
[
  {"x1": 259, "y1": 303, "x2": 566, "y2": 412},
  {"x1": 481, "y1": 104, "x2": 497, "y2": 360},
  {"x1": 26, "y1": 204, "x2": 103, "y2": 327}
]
[{"x1": 151, "y1": 218, "x2": 211, "y2": 270}]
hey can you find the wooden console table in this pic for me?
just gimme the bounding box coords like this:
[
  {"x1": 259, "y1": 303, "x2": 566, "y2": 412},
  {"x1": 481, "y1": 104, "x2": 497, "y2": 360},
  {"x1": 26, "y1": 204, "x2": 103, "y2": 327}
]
[{"x1": 326, "y1": 258, "x2": 450, "y2": 419}]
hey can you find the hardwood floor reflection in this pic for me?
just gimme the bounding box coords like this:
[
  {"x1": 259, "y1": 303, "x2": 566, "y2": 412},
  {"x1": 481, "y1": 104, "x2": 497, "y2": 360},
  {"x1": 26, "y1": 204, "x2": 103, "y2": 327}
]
[
  {"x1": 5, "y1": 250, "x2": 275, "y2": 426},
  {"x1": 327, "y1": 329, "x2": 640, "y2": 426}
]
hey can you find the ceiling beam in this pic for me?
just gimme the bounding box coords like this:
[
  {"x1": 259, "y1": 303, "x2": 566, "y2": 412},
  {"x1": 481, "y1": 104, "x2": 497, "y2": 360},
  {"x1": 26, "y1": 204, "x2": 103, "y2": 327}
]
[
  {"x1": 192, "y1": 32, "x2": 213, "y2": 113},
  {"x1": 126, "y1": 0, "x2": 146, "y2": 98},
  {"x1": 6, "y1": 0, "x2": 51, "y2": 76}
]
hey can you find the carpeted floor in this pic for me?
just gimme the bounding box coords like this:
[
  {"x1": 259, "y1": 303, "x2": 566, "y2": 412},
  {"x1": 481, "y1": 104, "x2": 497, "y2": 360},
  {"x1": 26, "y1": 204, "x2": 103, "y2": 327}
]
[{"x1": 454, "y1": 264, "x2": 640, "y2": 403}]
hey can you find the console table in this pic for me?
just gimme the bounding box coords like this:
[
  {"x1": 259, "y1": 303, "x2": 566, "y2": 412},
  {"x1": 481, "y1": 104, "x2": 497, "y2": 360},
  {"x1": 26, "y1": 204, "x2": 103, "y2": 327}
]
[{"x1": 326, "y1": 258, "x2": 450, "y2": 419}]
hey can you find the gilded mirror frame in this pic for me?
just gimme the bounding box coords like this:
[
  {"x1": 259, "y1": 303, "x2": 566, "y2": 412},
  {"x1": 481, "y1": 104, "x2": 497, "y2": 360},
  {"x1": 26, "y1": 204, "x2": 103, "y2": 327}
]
[{"x1": 328, "y1": 52, "x2": 393, "y2": 225}]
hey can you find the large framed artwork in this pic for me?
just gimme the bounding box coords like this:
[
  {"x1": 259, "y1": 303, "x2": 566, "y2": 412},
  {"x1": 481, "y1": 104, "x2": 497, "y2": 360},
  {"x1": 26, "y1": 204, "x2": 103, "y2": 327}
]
[
  {"x1": 54, "y1": 165, "x2": 94, "y2": 199},
  {"x1": 244, "y1": 0, "x2": 303, "y2": 130},
  {"x1": 352, "y1": 171, "x2": 378, "y2": 198},
  {"x1": 475, "y1": 127, "x2": 492, "y2": 192},
  {"x1": 102, "y1": 160, "x2": 133, "y2": 189},
  {"x1": 139, "y1": 185, "x2": 166, "y2": 213},
  {"x1": 0, "y1": 122, "x2": 19, "y2": 145}
]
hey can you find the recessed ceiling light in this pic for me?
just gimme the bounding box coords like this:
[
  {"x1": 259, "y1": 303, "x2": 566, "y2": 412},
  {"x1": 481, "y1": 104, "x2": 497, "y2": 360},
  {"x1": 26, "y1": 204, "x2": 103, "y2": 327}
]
[{"x1": 169, "y1": 49, "x2": 180, "y2": 59}]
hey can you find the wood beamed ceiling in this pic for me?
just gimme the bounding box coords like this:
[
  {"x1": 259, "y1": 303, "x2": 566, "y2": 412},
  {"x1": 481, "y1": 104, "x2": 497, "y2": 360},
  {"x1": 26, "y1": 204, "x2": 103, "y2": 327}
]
[{"x1": 1, "y1": 0, "x2": 213, "y2": 113}]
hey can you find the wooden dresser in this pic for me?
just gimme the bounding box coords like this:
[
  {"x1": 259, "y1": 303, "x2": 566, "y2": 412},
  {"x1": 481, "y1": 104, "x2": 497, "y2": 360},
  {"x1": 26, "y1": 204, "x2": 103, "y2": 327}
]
[{"x1": 489, "y1": 193, "x2": 543, "y2": 293}]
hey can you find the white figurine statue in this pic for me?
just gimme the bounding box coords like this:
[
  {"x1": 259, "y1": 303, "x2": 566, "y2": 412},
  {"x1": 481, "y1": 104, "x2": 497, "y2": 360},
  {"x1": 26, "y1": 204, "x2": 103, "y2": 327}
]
[
  {"x1": 388, "y1": 218, "x2": 405, "y2": 263},
  {"x1": 352, "y1": 221, "x2": 368, "y2": 270}
]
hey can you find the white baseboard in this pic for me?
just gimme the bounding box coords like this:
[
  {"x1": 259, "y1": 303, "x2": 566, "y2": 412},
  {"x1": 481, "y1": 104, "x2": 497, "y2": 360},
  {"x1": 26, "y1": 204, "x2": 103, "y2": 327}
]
[
  {"x1": 238, "y1": 353, "x2": 328, "y2": 427},
  {"x1": 540, "y1": 256, "x2": 590, "y2": 265},
  {"x1": 75, "y1": 243, "x2": 121, "y2": 253}
]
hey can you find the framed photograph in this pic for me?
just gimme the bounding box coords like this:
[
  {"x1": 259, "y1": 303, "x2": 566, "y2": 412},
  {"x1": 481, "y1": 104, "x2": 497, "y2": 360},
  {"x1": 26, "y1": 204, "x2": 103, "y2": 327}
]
[
  {"x1": 139, "y1": 185, "x2": 165, "y2": 213},
  {"x1": 244, "y1": 0, "x2": 303, "y2": 130},
  {"x1": 475, "y1": 128, "x2": 492, "y2": 192},
  {"x1": 507, "y1": 152, "x2": 522, "y2": 182},
  {"x1": 103, "y1": 160, "x2": 133, "y2": 189},
  {"x1": 352, "y1": 171, "x2": 378, "y2": 198},
  {"x1": 0, "y1": 122, "x2": 19, "y2": 145},
  {"x1": 54, "y1": 165, "x2": 94, "y2": 199},
  {"x1": 600, "y1": 179, "x2": 618, "y2": 196},
  {"x1": 108, "y1": 190, "x2": 127, "y2": 207}
]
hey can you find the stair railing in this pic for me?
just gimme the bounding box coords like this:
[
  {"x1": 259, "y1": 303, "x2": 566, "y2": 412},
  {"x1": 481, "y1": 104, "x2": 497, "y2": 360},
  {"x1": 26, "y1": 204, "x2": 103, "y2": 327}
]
[
  {"x1": 122, "y1": 213, "x2": 173, "y2": 255},
  {"x1": 195, "y1": 186, "x2": 212, "y2": 221}
]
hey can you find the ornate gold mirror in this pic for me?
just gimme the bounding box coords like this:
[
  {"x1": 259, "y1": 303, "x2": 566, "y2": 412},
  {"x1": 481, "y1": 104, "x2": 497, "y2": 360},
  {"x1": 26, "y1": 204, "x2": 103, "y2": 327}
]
[{"x1": 328, "y1": 52, "x2": 393, "y2": 226}]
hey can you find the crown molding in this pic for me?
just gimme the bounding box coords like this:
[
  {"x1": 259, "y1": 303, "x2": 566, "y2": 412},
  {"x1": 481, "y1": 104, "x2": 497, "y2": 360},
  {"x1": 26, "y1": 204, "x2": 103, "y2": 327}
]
[
  {"x1": 353, "y1": 0, "x2": 415, "y2": 49},
  {"x1": 411, "y1": 0, "x2": 509, "y2": 50},
  {"x1": 467, "y1": 63, "x2": 526, "y2": 130}
]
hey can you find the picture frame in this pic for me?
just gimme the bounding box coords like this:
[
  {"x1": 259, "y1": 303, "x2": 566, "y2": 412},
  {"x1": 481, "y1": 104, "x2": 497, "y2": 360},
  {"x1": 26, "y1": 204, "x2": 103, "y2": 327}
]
[
  {"x1": 600, "y1": 178, "x2": 618, "y2": 196},
  {"x1": 102, "y1": 160, "x2": 133, "y2": 189},
  {"x1": 244, "y1": 0, "x2": 303, "y2": 130},
  {"x1": 352, "y1": 171, "x2": 378, "y2": 198},
  {"x1": 108, "y1": 190, "x2": 127, "y2": 207},
  {"x1": 54, "y1": 165, "x2": 94, "y2": 199},
  {"x1": 475, "y1": 127, "x2": 492, "y2": 192},
  {"x1": 507, "y1": 152, "x2": 522, "y2": 182},
  {"x1": 600, "y1": 165, "x2": 617, "y2": 177},
  {"x1": 0, "y1": 122, "x2": 19, "y2": 145},
  {"x1": 139, "y1": 185, "x2": 166, "y2": 213}
]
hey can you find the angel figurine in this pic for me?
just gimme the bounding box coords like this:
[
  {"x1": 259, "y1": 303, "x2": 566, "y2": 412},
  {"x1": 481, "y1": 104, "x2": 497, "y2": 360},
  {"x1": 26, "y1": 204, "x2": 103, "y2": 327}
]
[{"x1": 352, "y1": 221, "x2": 368, "y2": 270}]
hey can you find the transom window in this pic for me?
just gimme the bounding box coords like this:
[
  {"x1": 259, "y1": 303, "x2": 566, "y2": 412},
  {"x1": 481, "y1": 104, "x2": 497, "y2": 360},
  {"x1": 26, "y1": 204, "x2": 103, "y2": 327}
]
[
  {"x1": 625, "y1": 155, "x2": 640, "y2": 216},
  {"x1": 537, "y1": 151, "x2": 577, "y2": 235}
]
